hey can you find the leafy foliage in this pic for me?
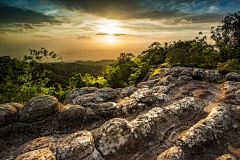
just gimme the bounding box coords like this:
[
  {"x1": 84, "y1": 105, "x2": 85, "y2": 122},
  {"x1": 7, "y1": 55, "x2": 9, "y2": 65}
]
[
  {"x1": 211, "y1": 11, "x2": 240, "y2": 61},
  {"x1": 0, "y1": 48, "x2": 61, "y2": 104}
]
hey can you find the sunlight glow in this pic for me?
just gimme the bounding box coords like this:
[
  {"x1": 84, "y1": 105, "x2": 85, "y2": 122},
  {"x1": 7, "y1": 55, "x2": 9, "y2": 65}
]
[{"x1": 99, "y1": 24, "x2": 122, "y2": 35}]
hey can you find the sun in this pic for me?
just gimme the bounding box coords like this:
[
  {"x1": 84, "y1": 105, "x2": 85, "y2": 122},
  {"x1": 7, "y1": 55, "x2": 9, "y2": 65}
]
[{"x1": 100, "y1": 24, "x2": 121, "y2": 35}]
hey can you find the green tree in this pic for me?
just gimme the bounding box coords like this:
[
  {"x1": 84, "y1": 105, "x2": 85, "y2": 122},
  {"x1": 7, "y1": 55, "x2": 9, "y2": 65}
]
[
  {"x1": 211, "y1": 11, "x2": 240, "y2": 61},
  {"x1": 0, "y1": 48, "x2": 62, "y2": 104}
]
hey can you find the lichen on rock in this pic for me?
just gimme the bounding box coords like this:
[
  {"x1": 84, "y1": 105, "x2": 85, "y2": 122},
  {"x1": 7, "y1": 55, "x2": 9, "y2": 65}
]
[
  {"x1": 178, "y1": 103, "x2": 234, "y2": 148},
  {"x1": 94, "y1": 118, "x2": 132, "y2": 156},
  {"x1": 15, "y1": 148, "x2": 56, "y2": 160},
  {"x1": 157, "y1": 146, "x2": 186, "y2": 160}
]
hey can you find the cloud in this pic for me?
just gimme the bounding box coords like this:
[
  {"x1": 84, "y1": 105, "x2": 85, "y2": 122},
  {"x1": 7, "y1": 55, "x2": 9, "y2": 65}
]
[
  {"x1": 14, "y1": 23, "x2": 36, "y2": 32},
  {"x1": 179, "y1": 19, "x2": 193, "y2": 24},
  {"x1": 112, "y1": 33, "x2": 125, "y2": 36},
  {"x1": 96, "y1": 32, "x2": 125, "y2": 36},
  {"x1": 41, "y1": 22, "x2": 51, "y2": 26},
  {"x1": 0, "y1": 3, "x2": 60, "y2": 24},
  {"x1": 0, "y1": 31, "x2": 8, "y2": 35},
  {"x1": 76, "y1": 36, "x2": 92, "y2": 40},
  {"x1": 31, "y1": 35, "x2": 53, "y2": 38},
  {"x1": 96, "y1": 32, "x2": 110, "y2": 36},
  {"x1": 42, "y1": 0, "x2": 227, "y2": 22}
]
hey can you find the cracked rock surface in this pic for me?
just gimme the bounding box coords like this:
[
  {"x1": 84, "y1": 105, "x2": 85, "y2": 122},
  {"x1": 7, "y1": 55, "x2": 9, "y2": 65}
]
[{"x1": 1, "y1": 66, "x2": 240, "y2": 160}]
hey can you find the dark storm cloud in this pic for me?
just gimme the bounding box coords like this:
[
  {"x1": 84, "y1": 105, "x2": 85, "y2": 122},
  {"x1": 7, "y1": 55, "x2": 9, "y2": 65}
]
[
  {"x1": 189, "y1": 13, "x2": 228, "y2": 23},
  {"x1": 44, "y1": 0, "x2": 226, "y2": 22},
  {"x1": 0, "y1": 3, "x2": 59, "y2": 24}
]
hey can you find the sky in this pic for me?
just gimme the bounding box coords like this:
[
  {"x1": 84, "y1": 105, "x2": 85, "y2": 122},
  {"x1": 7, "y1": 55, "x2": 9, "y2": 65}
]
[{"x1": 0, "y1": 0, "x2": 240, "y2": 61}]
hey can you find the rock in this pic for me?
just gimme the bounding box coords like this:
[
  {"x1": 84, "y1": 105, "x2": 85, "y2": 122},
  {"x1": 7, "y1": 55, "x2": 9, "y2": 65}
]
[
  {"x1": 119, "y1": 99, "x2": 137, "y2": 115},
  {"x1": 226, "y1": 72, "x2": 240, "y2": 82},
  {"x1": 63, "y1": 87, "x2": 98, "y2": 105},
  {"x1": 216, "y1": 154, "x2": 236, "y2": 160},
  {"x1": 130, "y1": 88, "x2": 157, "y2": 103},
  {"x1": 154, "y1": 93, "x2": 171, "y2": 103},
  {"x1": 72, "y1": 93, "x2": 97, "y2": 106},
  {"x1": 157, "y1": 146, "x2": 186, "y2": 160},
  {"x1": 130, "y1": 107, "x2": 167, "y2": 139},
  {"x1": 194, "y1": 90, "x2": 213, "y2": 99},
  {"x1": 178, "y1": 103, "x2": 234, "y2": 149},
  {"x1": 18, "y1": 136, "x2": 54, "y2": 155},
  {"x1": 152, "y1": 86, "x2": 170, "y2": 94},
  {"x1": 0, "y1": 102, "x2": 23, "y2": 126},
  {"x1": 95, "y1": 87, "x2": 117, "y2": 102},
  {"x1": 137, "y1": 79, "x2": 160, "y2": 88},
  {"x1": 153, "y1": 80, "x2": 170, "y2": 86},
  {"x1": 94, "y1": 118, "x2": 132, "y2": 156},
  {"x1": 17, "y1": 130, "x2": 95, "y2": 160},
  {"x1": 64, "y1": 88, "x2": 79, "y2": 105},
  {"x1": 118, "y1": 86, "x2": 138, "y2": 99},
  {"x1": 56, "y1": 130, "x2": 95, "y2": 160},
  {"x1": 181, "y1": 68, "x2": 194, "y2": 77},
  {"x1": 177, "y1": 75, "x2": 193, "y2": 81},
  {"x1": 171, "y1": 67, "x2": 186, "y2": 77},
  {"x1": 164, "y1": 97, "x2": 196, "y2": 116},
  {"x1": 91, "y1": 102, "x2": 122, "y2": 120},
  {"x1": 53, "y1": 104, "x2": 85, "y2": 133},
  {"x1": 204, "y1": 69, "x2": 221, "y2": 82},
  {"x1": 19, "y1": 95, "x2": 61, "y2": 123},
  {"x1": 162, "y1": 75, "x2": 175, "y2": 82},
  {"x1": 15, "y1": 148, "x2": 56, "y2": 160},
  {"x1": 192, "y1": 68, "x2": 205, "y2": 80},
  {"x1": 83, "y1": 148, "x2": 104, "y2": 160},
  {"x1": 173, "y1": 90, "x2": 193, "y2": 100}
]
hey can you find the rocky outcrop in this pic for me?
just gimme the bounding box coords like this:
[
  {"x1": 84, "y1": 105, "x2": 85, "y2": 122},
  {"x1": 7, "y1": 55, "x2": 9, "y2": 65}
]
[
  {"x1": 19, "y1": 95, "x2": 62, "y2": 123},
  {"x1": 15, "y1": 148, "x2": 56, "y2": 160},
  {"x1": 0, "y1": 102, "x2": 23, "y2": 126},
  {"x1": 2, "y1": 66, "x2": 240, "y2": 160}
]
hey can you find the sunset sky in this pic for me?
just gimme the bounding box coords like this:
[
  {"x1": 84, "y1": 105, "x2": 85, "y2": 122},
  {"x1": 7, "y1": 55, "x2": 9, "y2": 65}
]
[{"x1": 0, "y1": 0, "x2": 239, "y2": 61}]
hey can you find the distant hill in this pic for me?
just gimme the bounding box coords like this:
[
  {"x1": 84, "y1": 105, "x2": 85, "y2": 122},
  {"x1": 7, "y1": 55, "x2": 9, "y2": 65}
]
[
  {"x1": 41, "y1": 60, "x2": 115, "y2": 87},
  {"x1": 74, "y1": 60, "x2": 115, "y2": 66}
]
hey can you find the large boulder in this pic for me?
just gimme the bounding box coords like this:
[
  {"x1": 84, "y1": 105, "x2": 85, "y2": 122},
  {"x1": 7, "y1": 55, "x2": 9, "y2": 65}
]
[
  {"x1": 19, "y1": 95, "x2": 62, "y2": 123},
  {"x1": 95, "y1": 87, "x2": 117, "y2": 102},
  {"x1": 63, "y1": 87, "x2": 98, "y2": 105},
  {"x1": 204, "y1": 69, "x2": 221, "y2": 82},
  {"x1": 0, "y1": 102, "x2": 23, "y2": 126},
  {"x1": 137, "y1": 79, "x2": 160, "y2": 88},
  {"x1": 171, "y1": 67, "x2": 186, "y2": 77},
  {"x1": 130, "y1": 88, "x2": 157, "y2": 103},
  {"x1": 15, "y1": 148, "x2": 56, "y2": 160},
  {"x1": 53, "y1": 104, "x2": 85, "y2": 133},
  {"x1": 16, "y1": 130, "x2": 95, "y2": 160},
  {"x1": 130, "y1": 107, "x2": 167, "y2": 139},
  {"x1": 72, "y1": 93, "x2": 97, "y2": 106},
  {"x1": 157, "y1": 146, "x2": 187, "y2": 160},
  {"x1": 178, "y1": 103, "x2": 234, "y2": 150},
  {"x1": 226, "y1": 72, "x2": 240, "y2": 82},
  {"x1": 181, "y1": 68, "x2": 194, "y2": 77},
  {"x1": 119, "y1": 99, "x2": 137, "y2": 115},
  {"x1": 192, "y1": 68, "x2": 205, "y2": 80},
  {"x1": 90, "y1": 102, "x2": 122, "y2": 120},
  {"x1": 56, "y1": 131, "x2": 95, "y2": 160},
  {"x1": 94, "y1": 118, "x2": 132, "y2": 157},
  {"x1": 118, "y1": 86, "x2": 138, "y2": 99}
]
